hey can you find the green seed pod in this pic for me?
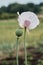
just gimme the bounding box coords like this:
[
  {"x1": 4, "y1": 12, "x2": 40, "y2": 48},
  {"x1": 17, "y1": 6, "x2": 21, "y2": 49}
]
[{"x1": 16, "y1": 29, "x2": 23, "y2": 37}]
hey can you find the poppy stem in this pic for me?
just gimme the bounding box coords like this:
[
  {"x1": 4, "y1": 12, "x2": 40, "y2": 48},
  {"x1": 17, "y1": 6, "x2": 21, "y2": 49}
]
[
  {"x1": 16, "y1": 37, "x2": 19, "y2": 65},
  {"x1": 24, "y1": 27, "x2": 27, "y2": 65}
]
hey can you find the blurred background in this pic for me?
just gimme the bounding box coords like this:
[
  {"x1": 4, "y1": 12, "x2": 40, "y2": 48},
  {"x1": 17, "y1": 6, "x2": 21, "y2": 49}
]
[
  {"x1": 0, "y1": 0, "x2": 43, "y2": 47},
  {"x1": 0, "y1": 0, "x2": 43, "y2": 65},
  {"x1": 0, "y1": 0, "x2": 43, "y2": 19}
]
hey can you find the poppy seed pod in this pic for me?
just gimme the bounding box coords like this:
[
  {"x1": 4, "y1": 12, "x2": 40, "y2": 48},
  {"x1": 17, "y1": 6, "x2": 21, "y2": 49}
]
[{"x1": 16, "y1": 29, "x2": 23, "y2": 37}]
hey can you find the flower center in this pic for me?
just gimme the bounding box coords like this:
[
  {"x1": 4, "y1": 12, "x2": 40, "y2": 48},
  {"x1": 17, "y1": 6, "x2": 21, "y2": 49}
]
[{"x1": 24, "y1": 20, "x2": 30, "y2": 28}]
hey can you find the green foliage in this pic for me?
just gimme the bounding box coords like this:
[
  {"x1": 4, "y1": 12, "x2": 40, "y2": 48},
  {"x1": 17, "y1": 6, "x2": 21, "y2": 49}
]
[
  {"x1": 39, "y1": 3, "x2": 43, "y2": 6},
  {"x1": 6, "y1": 3, "x2": 41, "y2": 14},
  {"x1": 37, "y1": 34, "x2": 43, "y2": 53},
  {"x1": 0, "y1": 3, "x2": 42, "y2": 19},
  {"x1": 0, "y1": 43, "x2": 14, "y2": 53},
  {"x1": 2, "y1": 61, "x2": 8, "y2": 65},
  {"x1": 2, "y1": 3, "x2": 41, "y2": 13},
  {"x1": 38, "y1": 60, "x2": 43, "y2": 65},
  {"x1": 0, "y1": 13, "x2": 17, "y2": 19}
]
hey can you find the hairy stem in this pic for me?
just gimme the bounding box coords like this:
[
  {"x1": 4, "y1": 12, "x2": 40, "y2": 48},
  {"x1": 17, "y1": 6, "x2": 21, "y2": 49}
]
[
  {"x1": 16, "y1": 37, "x2": 19, "y2": 65},
  {"x1": 24, "y1": 27, "x2": 27, "y2": 65}
]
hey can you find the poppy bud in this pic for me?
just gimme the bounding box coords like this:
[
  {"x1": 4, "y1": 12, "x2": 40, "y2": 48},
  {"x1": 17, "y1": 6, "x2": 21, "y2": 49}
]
[{"x1": 16, "y1": 29, "x2": 23, "y2": 37}]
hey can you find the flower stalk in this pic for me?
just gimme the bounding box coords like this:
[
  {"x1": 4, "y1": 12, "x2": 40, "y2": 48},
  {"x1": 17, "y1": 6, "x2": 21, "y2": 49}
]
[
  {"x1": 24, "y1": 27, "x2": 27, "y2": 65},
  {"x1": 16, "y1": 29, "x2": 23, "y2": 65},
  {"x1": 16, "y1": 37, "x2": 19, "y2": 65}
]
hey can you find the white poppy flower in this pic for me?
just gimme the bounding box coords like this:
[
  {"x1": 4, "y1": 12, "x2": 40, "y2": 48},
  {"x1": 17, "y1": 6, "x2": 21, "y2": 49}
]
[{"x1": 17, "y1": 11, "x2": 39, "y2": 30}]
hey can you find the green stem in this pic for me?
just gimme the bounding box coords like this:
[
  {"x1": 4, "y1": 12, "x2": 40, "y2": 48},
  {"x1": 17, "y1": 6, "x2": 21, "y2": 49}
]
[
  {"x1": 24, "y1": 27, "x2": 27, "y2": 65},
  {"x1": 16, "y1": 37, "x2": 19, "y2": 65}
]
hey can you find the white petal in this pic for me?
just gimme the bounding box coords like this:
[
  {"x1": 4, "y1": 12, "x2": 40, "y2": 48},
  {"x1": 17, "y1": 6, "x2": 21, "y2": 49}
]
[
  {"x1": 17, "y1": 12, "x2": 20, "y2": 15},
  {"x1": 18, "y1": 11, "x2": 39, "y2": 30},
  {"x1": 18, "y1": 15, "x2": 24, "y2": 28},
  {"x1": 27, "y1": 12, "x2": 39, "y2": 30},
  {"x1": 18, "y1": 12, "x2": 31, "y2": 28}
]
